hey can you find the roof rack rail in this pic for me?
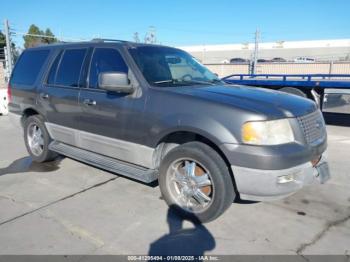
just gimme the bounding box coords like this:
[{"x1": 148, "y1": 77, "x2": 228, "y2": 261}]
[{"x1": 91, "y1": 38, "x2": 130, "y2": 43}]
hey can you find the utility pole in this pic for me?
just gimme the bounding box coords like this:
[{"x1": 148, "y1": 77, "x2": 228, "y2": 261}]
[
  {"x1": 252, "y1": 28, "x2": 260, "y2": 75},
  {"x1": 4, "y1": 19, "x2": 13, "y2": 77}
]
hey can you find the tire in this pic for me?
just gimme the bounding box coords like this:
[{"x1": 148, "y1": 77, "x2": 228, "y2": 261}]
[
  {"x1": 279, "y1": 87, "x2": 307, "y2": 98},
  {"x1": 158, "y1": 141, "x2": 235, "y2": 223},
  {"x1": 24, "y1": 114, "x2": 58, "y2": 162}
]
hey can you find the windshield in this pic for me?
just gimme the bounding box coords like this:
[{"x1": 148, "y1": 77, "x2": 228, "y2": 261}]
[{"x1": 129, "y1": 46, "x2": 221, "y2": 87}]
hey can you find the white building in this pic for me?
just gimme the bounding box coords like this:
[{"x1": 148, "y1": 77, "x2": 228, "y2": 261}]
[{"x1": 179, "y1": 39, "x2": 350, "y2": 64}]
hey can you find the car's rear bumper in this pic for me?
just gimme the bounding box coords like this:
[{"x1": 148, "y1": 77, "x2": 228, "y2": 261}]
[{"x1": 231, "y1": 153, "x2": 330, "y2": 201}]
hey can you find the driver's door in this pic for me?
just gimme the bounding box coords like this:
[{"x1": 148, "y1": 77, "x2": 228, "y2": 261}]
[{"x1": 78, "y1": 47, "x2": 149, "y2": 166}]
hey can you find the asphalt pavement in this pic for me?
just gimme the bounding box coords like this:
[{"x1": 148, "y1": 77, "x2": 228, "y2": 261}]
[{"x1": 0, "y1": 114, "x2": 349, "y2": 255}]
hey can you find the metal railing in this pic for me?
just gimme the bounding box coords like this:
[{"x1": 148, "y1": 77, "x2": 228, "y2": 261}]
[{"x1": 205, "y1": 62, "x2": 350, "y2": 78}]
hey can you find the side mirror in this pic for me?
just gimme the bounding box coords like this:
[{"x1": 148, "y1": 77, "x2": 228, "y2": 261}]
[{"x1": 98, "y1": 72, "x2": 134, "y2": 94}]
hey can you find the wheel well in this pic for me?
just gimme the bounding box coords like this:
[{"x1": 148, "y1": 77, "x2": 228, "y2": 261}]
[
  {"x1": 155, "y1": 131, "x2": 229, "y2": 166},
  {"x1": 154, "y1": 131, "x2": 237, "y2": 188},
  {"x1": 21, "y1": 108, "x2": 39, "y2": 125},
  {"x1": 157, "y1": 131, "x2": 227, "y2": 159}
]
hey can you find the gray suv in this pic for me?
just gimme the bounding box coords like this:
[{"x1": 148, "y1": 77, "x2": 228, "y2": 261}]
[{"x1": 8, "y1": 40, "x2": 330, "y2": 222}]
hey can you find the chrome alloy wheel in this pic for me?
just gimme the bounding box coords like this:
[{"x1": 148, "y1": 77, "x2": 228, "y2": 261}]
[
  {"x1": 27, "y1": 123, "x2": 44, "y2": 156},
  {"x1": 166, "y1": 159, "x2": 214, "y2": 213}
]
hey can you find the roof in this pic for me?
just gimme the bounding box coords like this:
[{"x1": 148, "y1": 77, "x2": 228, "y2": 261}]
[{"x1": 25, "y1": 39, "x2": 169, "y2": 50}]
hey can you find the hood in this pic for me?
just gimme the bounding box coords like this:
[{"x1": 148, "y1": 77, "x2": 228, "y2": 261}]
[{"x1": 168, "y1": 84, "x2": 317, "y2": 118}]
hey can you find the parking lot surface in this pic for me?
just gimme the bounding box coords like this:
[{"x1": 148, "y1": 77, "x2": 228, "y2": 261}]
[{"x1": 0, "y1": 115, "x2": 349, "y2": 255}]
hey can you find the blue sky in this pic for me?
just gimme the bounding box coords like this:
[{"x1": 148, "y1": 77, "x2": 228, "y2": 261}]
[{"x1": 1, "y1": 0, "x2": 350, "y2": 47}]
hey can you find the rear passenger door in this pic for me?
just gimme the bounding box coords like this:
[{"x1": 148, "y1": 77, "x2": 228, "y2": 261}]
[{"x1": 38, "y1": 48, "x2": 87, "y2": 146}]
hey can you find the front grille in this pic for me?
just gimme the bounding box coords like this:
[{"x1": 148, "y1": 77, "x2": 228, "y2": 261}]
[{"x1": 297, "y1": 110, "x2": 326, "y2": 145}]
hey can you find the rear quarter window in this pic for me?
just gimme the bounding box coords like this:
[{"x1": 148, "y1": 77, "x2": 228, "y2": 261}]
[
  {"x1": 11, "y1": 49, "x2": 50, "y2": 85},
  {"x1": 46, "y1": 51, "x2": 63, "y2": 85}
]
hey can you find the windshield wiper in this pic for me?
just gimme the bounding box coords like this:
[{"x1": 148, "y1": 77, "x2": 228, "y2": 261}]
[
  {"x1": 153, "y1": 79, "x2": 219, "y2": 86},
  {"x1": 153, "y1": 79, "x2": 176, "y2": 84},
  {"x1": 182, "y1": 80, "x2": 216, "y2": 86},
  {"x1": 211, "y1": 79, "x2": 224, "y2": 84}
]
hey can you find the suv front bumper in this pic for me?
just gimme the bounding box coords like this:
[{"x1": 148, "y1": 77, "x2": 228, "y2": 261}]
[{"x1": 231, "y1": 153, "x2": 330, "y2": 201}]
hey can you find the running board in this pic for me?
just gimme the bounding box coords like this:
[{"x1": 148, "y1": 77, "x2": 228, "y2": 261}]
[{"x1": 49, "y1": 141, "x2": 158, "y2": 183}]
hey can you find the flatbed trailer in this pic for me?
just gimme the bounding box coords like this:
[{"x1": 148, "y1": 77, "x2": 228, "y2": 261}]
[{"x1": 222, "y1": 74, "x2": 350, "y2": 115}]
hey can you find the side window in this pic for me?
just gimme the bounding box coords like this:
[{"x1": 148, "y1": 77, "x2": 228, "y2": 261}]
[
  {"x1": 89, "y1": 48, "x2": 128, "y2": 89},
  {"x1": 55, "y1": 49, "x2": 87, "y2": 87},
  {"x1": 11, "y1": 49, "x2": 50, "y2": 85},
  {"x1": 47, "y1": 51, "x2": 62, "y2": 85}
]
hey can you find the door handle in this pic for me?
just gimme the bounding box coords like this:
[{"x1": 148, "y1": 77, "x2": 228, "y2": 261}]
[
  {"x1": 83, "y1": 99, "x2": 97, "y2": 106},
  {"x1": 40, "y1": 93, "x2": 49, "y2": 99}
]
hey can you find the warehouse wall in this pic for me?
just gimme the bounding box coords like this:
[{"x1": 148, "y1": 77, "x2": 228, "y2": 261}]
[{"x1": 206, "y1": 62, "x2": 350, "y2": 78}]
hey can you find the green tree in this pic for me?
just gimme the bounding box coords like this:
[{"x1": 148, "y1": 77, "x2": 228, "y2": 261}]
[
  {"x1": 23, "y1": 24, "x2": 57, "y2": 48},
  {"x1": 42, "y1": 28, "x2": 57, "y2": 44},
  {"x1": 0, "y1": 31, "x2": 5, "y2": 45},
  {"x1": 23, "y1": 24, "x2": 42, "y2": 48}
]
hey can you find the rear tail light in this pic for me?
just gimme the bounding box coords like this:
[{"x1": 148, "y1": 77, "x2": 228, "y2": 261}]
[{"x1": 7, "y1": 83, "x2": 12, "y2": 103}]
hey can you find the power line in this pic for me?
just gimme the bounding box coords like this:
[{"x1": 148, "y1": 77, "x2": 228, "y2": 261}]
[
  {"x1": 13, "y1": 32, "x2": 57, "y2": 39},
  {"x1": 12, "y1": 31, "x2": 90, "y2": 42}
]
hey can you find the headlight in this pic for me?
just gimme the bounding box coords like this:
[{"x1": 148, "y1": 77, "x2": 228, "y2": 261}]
[{"x1": 242, "y1": 119, "x2": 294, "y2": 145}]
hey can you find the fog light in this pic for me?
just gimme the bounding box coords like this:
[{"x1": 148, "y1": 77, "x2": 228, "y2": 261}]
[{"x1": 277, "y1": 174, "x2": 296, "y2": 184}]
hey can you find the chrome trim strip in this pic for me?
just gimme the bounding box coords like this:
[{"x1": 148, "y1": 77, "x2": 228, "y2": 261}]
[
  {"x1": 46, "y1": 123, "x2": 76, "y2": 146},
  {"x1": 45, "y1": 122, "x2": 155, "y2": 168},
  {"x1": 49, "y1": 141, "x2": 158, "y2": 183}
]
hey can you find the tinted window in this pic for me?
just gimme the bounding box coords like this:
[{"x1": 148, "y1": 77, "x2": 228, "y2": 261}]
[
  {"x1": 56, "y1": 49, "x2": 87, "y2": 87},
  {"x1": 89, "y1": 48, "x2": 128, "y2": 88},
  {"x1": 11, "y1": 49, "x2": 49, "y2": 85},
  {"x1": 47, "y1": 51, "x2": 62, "y2": 85}
]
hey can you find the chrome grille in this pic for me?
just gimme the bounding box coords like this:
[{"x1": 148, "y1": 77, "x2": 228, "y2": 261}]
[{"x1": 297, "y1": 110, "x2": 326, "y2": 145}]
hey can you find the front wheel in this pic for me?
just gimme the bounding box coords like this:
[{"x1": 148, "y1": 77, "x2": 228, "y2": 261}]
[{"x1": 159, "y1": 142, "x2": 235, "y2": 223}]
